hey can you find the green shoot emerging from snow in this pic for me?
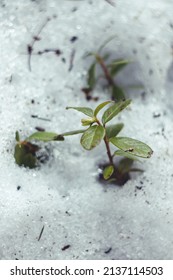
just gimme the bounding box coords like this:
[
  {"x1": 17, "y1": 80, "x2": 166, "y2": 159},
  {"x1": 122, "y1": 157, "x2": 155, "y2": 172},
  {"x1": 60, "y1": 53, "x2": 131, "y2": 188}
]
[
  {"x1": 66, "y1": 100, "x2": 153, "y2": 185},
  {"x1": 14, "y1": 100, "x2": 153, "y2": 185},
  {"x1": 14, "y1": 131, "x2": 64, "y2": 168},
  {"x1": 82, "y1": 37, "x2": 132, "y2": 102}
]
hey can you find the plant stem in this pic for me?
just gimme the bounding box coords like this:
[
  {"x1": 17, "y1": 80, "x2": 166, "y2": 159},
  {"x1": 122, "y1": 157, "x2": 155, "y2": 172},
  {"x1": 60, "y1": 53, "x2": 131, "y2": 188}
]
[
  {"x1": 103, "y1": 135, "x2": 124, "y2": 183},
  {"x1": 96, "y1": 119, "x2": 113, "y2": 165},
  {"x1": 96, "y1": 120, "x2": 124, "y2": 183},
  {"x1": 96, "y1": 54, "x2": 115, "y2": 88},
  {"x1": 104, "y1": 135, "x2": 113, "y2": 165}
]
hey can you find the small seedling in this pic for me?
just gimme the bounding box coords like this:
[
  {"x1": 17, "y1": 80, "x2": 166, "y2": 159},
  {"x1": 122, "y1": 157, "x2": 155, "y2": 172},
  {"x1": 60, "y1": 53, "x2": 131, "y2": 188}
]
[
  {"x1": 82, "y1": 37, "x2": 131, "y2": 101},
  {"x1": 14, "y1": 131, "x2": 64, "y2": 168},
  {"x1": 14, "y1": 101, "x2": 153, "y2": 185},
  {"x1": 65, "y1": 100, "x2": 153, "y2": 185}
]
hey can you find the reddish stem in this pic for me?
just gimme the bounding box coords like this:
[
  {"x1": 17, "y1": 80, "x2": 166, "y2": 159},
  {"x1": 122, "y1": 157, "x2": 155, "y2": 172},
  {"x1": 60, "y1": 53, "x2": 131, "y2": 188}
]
[
  {"x1": 96, "y1": 119, "x2": 113, "y2": 165},
  {"x1": 96, "y1": 55, "x2": 115, "y2": 87},
  {"x1": 96, "y1": 119, "x2": 124, "y2": 183},
  {"x1": 104, "y1": 135, "x2": 113, "y2": 165}
]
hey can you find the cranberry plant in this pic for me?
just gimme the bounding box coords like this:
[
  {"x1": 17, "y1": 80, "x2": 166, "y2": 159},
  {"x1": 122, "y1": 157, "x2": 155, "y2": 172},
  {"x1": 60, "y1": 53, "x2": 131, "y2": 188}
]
[
  {"x1": 66, "y1": 100, "x2": 153, "y2": 185},
  {"x1": 14, "y1": 100, "x2": 153, "y2": 185},
  {"x1": 82, "y1": 38, "x2": 131, "y2": 101}
]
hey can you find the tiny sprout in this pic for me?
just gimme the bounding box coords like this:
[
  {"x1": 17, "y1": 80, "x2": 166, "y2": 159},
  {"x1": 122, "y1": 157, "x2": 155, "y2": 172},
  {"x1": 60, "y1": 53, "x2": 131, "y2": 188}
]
[
  {"x1": 65, "y1": 100, "x2": 153, "y2": 185},
  {"x1": 14, "y1": 131, "x2": 64, "y2": 168},
  {"x1": 82, "y1": 37, "x2": 132, "y2": 101},
  {"x1": 14, "y1": 100, "x2": 153, "y2": 186}
]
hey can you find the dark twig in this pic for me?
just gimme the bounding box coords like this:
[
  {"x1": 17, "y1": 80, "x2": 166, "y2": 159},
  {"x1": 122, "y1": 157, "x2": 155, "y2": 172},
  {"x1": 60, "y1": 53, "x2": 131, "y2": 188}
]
[
  {"x1": 68, "y1": 49, "x2": 76, "y2": 71},
  {"x1": 35, "y1": 126, "x2": 45, "y2": 132},
  {"x1": 38, "y1": 225, "x2": 45, "y2": 241},
  {"x1": 37, "y1": 48, "x2": 62, "y2": 56},
  {"x1": 61, "y1": 244, "x2": 71, "y2": 251},
  {"x1": 31, "y1": 115, "x2": 51, "y2": 122},
  {"x1": 105, "y1": 0, "x2": 116, "y2": 6},
  {"x1": 104, "y1": 247, "x2": 112, "y2": 254},
  {"x1": 27, "y1": 17, "x2": 50, "y2": 71}
]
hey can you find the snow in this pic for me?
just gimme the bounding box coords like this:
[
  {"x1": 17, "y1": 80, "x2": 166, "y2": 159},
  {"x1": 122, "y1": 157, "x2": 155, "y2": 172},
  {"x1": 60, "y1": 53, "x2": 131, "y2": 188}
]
[{"x1": 0, "y1": 0, "x2": 173, "y2": 260}]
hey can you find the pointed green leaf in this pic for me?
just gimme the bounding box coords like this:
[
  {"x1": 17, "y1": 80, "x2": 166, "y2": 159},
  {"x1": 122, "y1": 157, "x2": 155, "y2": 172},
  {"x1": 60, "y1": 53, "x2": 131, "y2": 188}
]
[
  {"x1": 102, "y1": 99, "x2": 131, "y2": 124},
  {"x1": 83, "y1": 51, "x2": 96, "y2": 59},
  {"x1": 106, "y1": 123, "x2": 124, "y2": 139},
  {"x1": 109, "y1": 59, "x2": 131, "y2": 76},
  {"x1": 87, "y1": 62, "x2": 96, "y2": 89},
  {"x1": 80, "y1": 125, "x2": 105, "y2": 150},
  {"x1": 129, "y1": 168, "x2": 144, "y2": 173},
  {"x1": 110, "y1": 59, "x2": 131, "y2": 66},
  {"x1": 27, "y1": 132, "x2": 64, "y2": 142},
  {"x1": 66, "y1": 106, "x2": 94, "y2": 117},
  {"x1": 103, "y1": 165, "x2": 114, "y2": 180},
  {"x1": 14, "y1": 144, "x2": 25, "y2": 166},
  {"x1": 118, "y1": 158, "x2": 134, "y2": 174},
  {"x1": 15, "y1": 131, "x2": 20, "y2": 142},
  {"x1": 94, "y1": 101, "x2": 114, "y2": 117},
  {"x1": 14, "y1": 144, "x2": 37, "y2": 169},
  {"x1": 112, "y1": 84, "x2": 125, "y2": 101},
  {"x1": 98, "y1": 35, "x2": 116, "y2": 53},
  {"x1": 62, "y1": 129, "x2": 86, "y2": 136},
  {"x1": 110, "y1": 137, "x2": 153, "y2": 158},
  {"x1": 113, "y1": 150, "x2": 139, "y2": 161}
]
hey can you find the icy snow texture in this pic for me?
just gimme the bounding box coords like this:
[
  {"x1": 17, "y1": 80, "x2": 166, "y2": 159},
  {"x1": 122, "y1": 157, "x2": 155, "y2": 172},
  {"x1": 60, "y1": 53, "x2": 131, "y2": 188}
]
[{"x1": 0, "y1": 0, "x2": 173, "y2": 260}]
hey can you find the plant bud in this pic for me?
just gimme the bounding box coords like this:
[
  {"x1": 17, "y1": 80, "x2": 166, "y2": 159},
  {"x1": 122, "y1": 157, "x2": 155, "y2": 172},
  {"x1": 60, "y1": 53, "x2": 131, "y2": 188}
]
[{"x1": 81, "y1": 117, "x2": 96, "y2": 126}]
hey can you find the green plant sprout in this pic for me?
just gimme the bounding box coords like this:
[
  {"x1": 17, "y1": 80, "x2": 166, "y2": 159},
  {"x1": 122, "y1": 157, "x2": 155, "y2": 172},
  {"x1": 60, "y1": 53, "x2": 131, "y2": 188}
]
[
  {"x1": 65, "y1": 100, "x2": 153, "y2": 185},
  {"x1": 14, "y1": 100, "x2": 153, "y2": 186},
  {"x1": 14, "y1": 131, "x2": 64, "y2": 168},
  {"x1": 82, "y1": 37, "x2": 132, "y2": 102}
]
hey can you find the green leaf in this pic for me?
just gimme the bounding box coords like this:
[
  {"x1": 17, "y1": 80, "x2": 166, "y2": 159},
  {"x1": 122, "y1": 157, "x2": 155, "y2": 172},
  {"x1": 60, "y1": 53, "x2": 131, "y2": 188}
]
[
  {"x1": 102, "y1": 99, "x2": 131, "y2": 124},
  {"x1": 110, "y1": 59, "x2": 131, "y2": 66},
  {"x1": 27, "y1": 132, "x2": 64, "y2": 142},
  {"x1": 66, "y1": 106, "x2": 94, "y2": 117},
  {"x1": 110, "y1": 137, "x2": 153, "y2": 158},
  {"x1": 62, "y1": 129, "x2": 86, "y2": 136},
  {"x1": 130, "y1": 168, "x2": 144, "y2": 173},
  {"x1": 113, "y1": 150, "x2": 139, "y2": 161},
  {"x1": 83, "y1": 51, "x2": 96, "y2": 59},
  {"x1": 80, "y1": 125, "x2": 105, "y2": 150},
  {"x1": 103, "y1": 165, "x2": 114, "y2": 180},
  {"x1": 118, "y1": 158, "x2": 134, "y2": 174},
  {"x1": 106, "y1": 123, "x2": 124, "y2": 139},
  {"x1": 109, "y1": 59, "x2": 131, "y2": 76},
  {"x1": 15, "y1": 131, "x2": 20, "y2": 142},
  {"x1": 94, "y1": 100, "x2": 114, "y2": 117},
  {"x1": 102, "y1": 53, "x2": 110, "y2": 61},
  {"x1": 14, "y1": 143, "x2": 37, "y2": 169},
  {"x1": 112, "y1": 84, "x2": 125, "y2": 101},
  {"x1": 87, "y1": 62, "x2": 96, "y2": 89},
  {"x1": 98, "y1": 35, "x2": 116, "y2": 53}
]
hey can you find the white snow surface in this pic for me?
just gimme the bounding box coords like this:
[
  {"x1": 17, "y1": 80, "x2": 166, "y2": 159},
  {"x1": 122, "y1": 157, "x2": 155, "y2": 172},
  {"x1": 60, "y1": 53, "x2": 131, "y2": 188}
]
[{"x1": 0, "y1": 0, "x2": 173, "y2": 260}]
